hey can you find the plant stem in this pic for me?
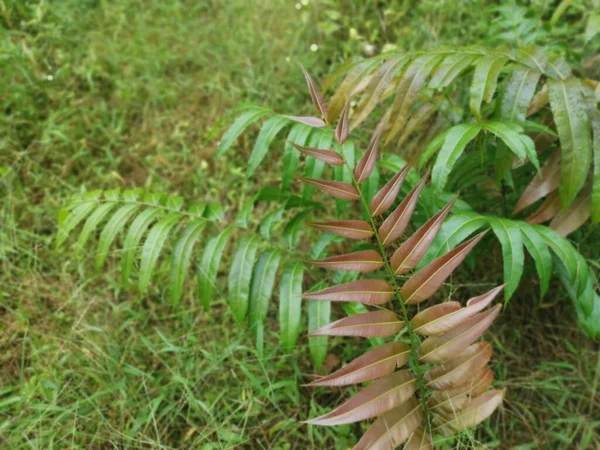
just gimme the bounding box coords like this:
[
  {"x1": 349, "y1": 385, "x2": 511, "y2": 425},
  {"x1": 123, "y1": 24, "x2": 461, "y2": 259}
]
[{"x1": 352, "y1": 177, "x2": 432, "y2": 432}]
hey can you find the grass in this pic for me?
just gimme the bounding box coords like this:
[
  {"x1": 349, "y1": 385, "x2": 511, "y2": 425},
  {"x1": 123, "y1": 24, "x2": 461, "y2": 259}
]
[{"x1": 1, "y1": 0, "x2": 599, "y2": 448}]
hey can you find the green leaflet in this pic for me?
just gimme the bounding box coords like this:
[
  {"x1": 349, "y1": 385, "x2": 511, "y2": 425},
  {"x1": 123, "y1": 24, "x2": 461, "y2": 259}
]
[
  {"x1": 547, "y1": 77, "x2": 592, "y2": 207},
  {"x1": 351, "y1": 55, "x2": 410, "y2": 130},
  {"x1": 517, "y1": 222, "x2": 552, "y2": 297},
  {"x1": 169, "y1": 220, "x2": 206, "y2": 305},
  {"x1": 484, "y1": 121, "x2": 540, "y2": 171},
  {"x1": 386, "y1": 53, "x2": 445, "y2": 143},
  {"x1": 589, "y1": 107, "x2": 600, "y2": 223},
  {"x1": 499, "y1": 66, "x2": 541, "y2": 123},
  {"x1": 228, "y1": 236, "x2": 259, "y2": 324},
  {"x1": 198, "y1": 226, "x2": 233, "y2": 311},
  {"x1": 259, "y1": 207, "x2": 285, "y2": 240},
  {"x1": 429, "y1": 53, "x2": 480, "y2": 90},
  {"x1": 56, "y1": 202, "x2": 98, "y2": 249},
  {"x1": 95, "y1": 202, "x2": 140, "y2": 271},
  {"x1": 469, "y1": 55, "x2": 508, "y2": 119},
  {"x1": 534, "y1": 225, "x2": 578, "y2": 285},
  {"x1": 282, "y1": 123, "x2": 313, "y2": 189},
  {"x1": 308, "y1": 297, "x2": 331, "y2": 369},
  {"x1": 421, "y1": 212, "x2": 487, "y2": 267},
  {"x1": 432, "y1": 123, "x2": 481, "y2": 191},
  {"x1": 283, "y1": 209, "x2": 313, "y2": 249},
  {"x1": 248, "y1": 250, "x2": 281, "y2": 338},
  {"x1": 216, "y1": 107, "x2": 270, "y2": 157},
  {"x1": 121, "y1": 208, "x2": 162, "y2": 285},
  {"x1": 334, "y1": 140, "x2": 356, "y2": 215},
  {"x1": 279, "y1": 262, "x2": 304, "y2": 351},
  {"x1": 489, "y1": 217, "x2": 524, "y2": 304},
  {"x1": 303, "y1": 129, "x2": 334, "y2": 200},
  {"x1": 76, "y1": 201, "x2": 119, "y2": 253},
  {"x1": 138, "y1": 213, "x2": 182, "y2": 293},
  {"x1": 246, "y1": 115, "x2": 290, "y2": 177},
  {"x1": 235, "y1": 199, "x2": 255, "y2": 229},
  {"x1": 418, "y1": 128, "x2": 450, "y2": 169}
]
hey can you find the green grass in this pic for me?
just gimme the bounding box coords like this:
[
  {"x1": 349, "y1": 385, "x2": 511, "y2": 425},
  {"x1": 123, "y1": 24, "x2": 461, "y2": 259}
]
[{"x1": 1, "y1": 0, "x2": 599, "y2": 448}]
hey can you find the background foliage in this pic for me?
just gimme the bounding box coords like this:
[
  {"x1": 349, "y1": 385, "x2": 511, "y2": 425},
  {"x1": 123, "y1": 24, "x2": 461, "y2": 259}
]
[{"x1": 1, "y1": 0, "x2": 599, "y2": 449}]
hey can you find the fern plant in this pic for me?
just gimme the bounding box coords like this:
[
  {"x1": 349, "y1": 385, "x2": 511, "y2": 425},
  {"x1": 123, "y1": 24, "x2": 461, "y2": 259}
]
[
  {"x1": 294, "y1": 112, "x2": 504, "y2": 448},
  {"x1": 219, "y1": 47, "x2": 600, "y2": 338}
]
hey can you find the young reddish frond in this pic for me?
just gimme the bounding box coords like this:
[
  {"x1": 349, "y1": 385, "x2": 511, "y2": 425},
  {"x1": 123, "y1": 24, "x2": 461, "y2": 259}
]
[
  {"x1": 280, "y1": 114, "x2": 326, "y2": 128},
  {"x1": 298, "y1": 138, "x2": 503, "y2": 448}
]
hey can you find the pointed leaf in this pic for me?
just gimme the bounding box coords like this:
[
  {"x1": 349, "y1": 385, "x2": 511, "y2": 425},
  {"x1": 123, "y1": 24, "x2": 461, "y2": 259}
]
[
  {"x1": 308, "y1": 298, "x2": 331, "y2": 369},
  {"x1": 308, "y1": 249, "x2": 383, "y2": 273},
  {"x1": 590, "y1": 105, "x2": 600, "y2": 223},
  {"x1": 95, "y1": 204, "x2": 140, "y2": 270},
  {"x1": 249, "y1": 250, "x2": 282, "y2": 335},
  {"x1": 351, "y1": 56, "x2": 410, "y2": 130},
  {"x1": 424, "y1": 342, "x2": 492, "y2": 390},
  {"x1": 307, "y1": 341, "x2": 410, "y2": 387},
  {"x1": 308, "y1": 310, "x2": 403, "y2": 337},
  {"x1": 300, "y1": 177, "x2": 359, "y2": 201},
  {"x1": 499, "y1": 66, "x2": 541, "y2": 124},
  {"x1": 302, "y1": 129, "x2": 334, "y2": 200},
  {"x1": 279, "y1": 263, "x2": 304, "y2": 351},
  {"x1": 434, "y1": 389, "x2": 504, "y2": 433},
  {"x1": 526, "y1": 191, "x2": 561, "y2": 224},
  {"x1": 429, "y1": 366, "x2": 494, "y2": 411},
  {"x1": 335, "y1": 102, "x2": 350, "y2": 144},
  {"x1": 354, "y1": 398, "x2": 422, "y2": 450},
  {"x1": 355, "y1": 128, "x2": 382, "y2": 182},
  {"x1": 55, "y1": 192, "x2": 101, "y2": 248},
  {"x1": 228, "y1": 236, "x2": 259, "y2": 324},
  {"x1": 198, "y1": 226, "x2": 233, "y2": 310},
  {"x1": 548, "y1": 77, "x2": 592, "y2": 207},
  {"x1": 76, "y1": 201, "x2": 119, "y2": 252},
  {"x1": 412, "y1": 285, "x2": 503, "y2": 335},
  {"x1": 514, "y1": 151, "x2": 560, "y2": 214},
  {"x1": 281, "y1": 115, "x2": 326, "y2": 128},
  {"x1": 550, "y1": 188, "x2": 591, "y2": 236},
  {"x1": 283, "y1": 124, "x2": 313, "y2": 189},
  {"x1": 121, "y1": 208, "x2": 162, "y2": 284},
  {"x1": 517, "y1": 222, "x2": 552, "y2": 296},
  {"x1": 308, "y1": 220, "x2": 373, "y2": 240},
  {"x1": 432, "y1": 123, "x2": 481, "y2": 191},
  {"x1": 489, "y1": 218, "x2": 524, "y2": 303},
  {"x1": 302, "y1": 279, "x2": 394, "y2": 305},
  {"x1": 429, "y1": 53, "x2": 480, "y2": 90},
  {"x1": 138, "y1": 213, "x2": 181, "y2": 293},
  {"x1": 246, "y1": 115, "x2": 290, "y2": 177},
  {"x1": 401, "y1": 232, "x2": 486, "y2": 304},
  {"x1": 169, "y1": 220, "x2": 206, "y2": 305},
  {"x1": 327, "y1": 59, "x2": 381, "y2": 122},
  {"x1": 391, "y1": 198, "x2": 456, "y2": 275},
  {"x1": 216, "y1": 108, "x2": 270, "y2": 157},
  {"x1": 370, "y1": 165, "x2": 410, "y2": 216},
  {"x1": 484, "y1": 121, "x2": 540, "y2": 171},
  {"x1": 419, "y1": 304, "x2": 502, "y2": 363},
  {"x1": 404, "y1": 427, "x2": 433, "y2": 450},
  {"x1": 302, "y1": 68, "x2": 328, "y2": 120},
  {"x1": 469, "y1": 55, "x2": 508, "y2": 119},
  {"x1": 306, "y1": 371, "x2": 416, "y2": 426},
  {"x1": 379, "y1": 176, "x2": 427, "y2": 245},
  {"x1": 292, "y1": 142, "x2": 344, "y2": 165},
  {"x1": 386, "y1": 54, "x2": 445, "y2": 143}
]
